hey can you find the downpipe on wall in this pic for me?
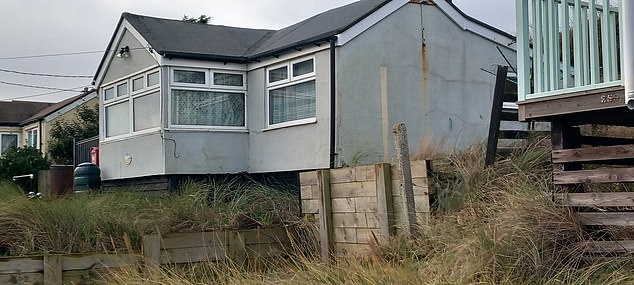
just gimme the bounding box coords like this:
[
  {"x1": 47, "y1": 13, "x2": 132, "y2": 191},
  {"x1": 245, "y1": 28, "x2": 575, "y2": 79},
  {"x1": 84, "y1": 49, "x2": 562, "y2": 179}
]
[{"x1": 624, "y1": 1, "x2": 634, "y2": 109}]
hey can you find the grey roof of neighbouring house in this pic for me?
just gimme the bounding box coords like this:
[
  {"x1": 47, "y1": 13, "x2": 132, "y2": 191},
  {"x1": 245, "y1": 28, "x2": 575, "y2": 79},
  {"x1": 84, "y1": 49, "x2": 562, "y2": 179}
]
[
  {"x1": 122, "y1": 0, "x2": 390, "y2": 62},
  {"x1": 21, "y1": 90, "x2": 96, "y2": 125},
  {"x1": 0, "y1": 101, "x2": 54, "y2": 126}
]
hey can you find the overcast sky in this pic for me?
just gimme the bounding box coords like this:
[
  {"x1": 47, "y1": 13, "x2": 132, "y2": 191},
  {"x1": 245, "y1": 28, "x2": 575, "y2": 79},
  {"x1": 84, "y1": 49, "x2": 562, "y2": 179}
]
[{"x1": 0, "y1": 0, "x2": 515, "y2": 102}]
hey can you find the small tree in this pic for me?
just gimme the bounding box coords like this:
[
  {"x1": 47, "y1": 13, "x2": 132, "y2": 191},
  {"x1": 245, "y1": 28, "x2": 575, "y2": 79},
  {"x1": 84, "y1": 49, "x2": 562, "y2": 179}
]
[
  {"x1": 0, "y1": 146, "x2": 50, "y2": 180},
  {"x1": 182, "y1": 14, "x2": 212, "y2": 24},
  {"x1": 48, "y1": 104, "x2": 99, "y2": 165}
]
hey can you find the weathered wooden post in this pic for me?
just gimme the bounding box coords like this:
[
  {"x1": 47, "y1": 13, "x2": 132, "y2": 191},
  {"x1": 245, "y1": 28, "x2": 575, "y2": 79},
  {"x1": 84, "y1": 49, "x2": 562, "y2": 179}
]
[
  {"x1": 317, "y1": 169, "x2": 334, "y2": 263},
  {"x1": 392, "y1": 123, "x2": 417, "y2": 236}
]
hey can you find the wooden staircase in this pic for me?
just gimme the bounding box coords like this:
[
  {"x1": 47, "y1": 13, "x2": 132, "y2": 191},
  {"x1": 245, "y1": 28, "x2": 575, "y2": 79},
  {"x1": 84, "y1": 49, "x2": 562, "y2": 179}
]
[{"x1": 551, "y1": 120, "x2": 634, "y2": 254}]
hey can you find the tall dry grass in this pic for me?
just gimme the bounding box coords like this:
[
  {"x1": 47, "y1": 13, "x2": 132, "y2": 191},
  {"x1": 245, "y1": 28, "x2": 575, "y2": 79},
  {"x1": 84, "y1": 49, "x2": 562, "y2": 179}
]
[
  {"x1": 0, "y1": 177, "x2": 299, "y2": 256},
  {"x1": 108, "y1": 139, "x2": 634, "y2": 284}
]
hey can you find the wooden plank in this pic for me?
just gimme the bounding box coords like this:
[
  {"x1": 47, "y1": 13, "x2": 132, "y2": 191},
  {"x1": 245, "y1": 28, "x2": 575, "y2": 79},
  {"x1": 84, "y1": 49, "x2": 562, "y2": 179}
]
[
  {"x1": 245, "y1": 243, "x2": 286, "y2": 257},
  {"x1": 226, "y1": 231, "x2": 246, "y2": 265},
  {"x1": 301, "y1": 199, "x2": 319, "y2": 214},
  {"x1": 60, "y1": 254, "x2": 138, "y2": 270},
  {"x1": 554, "y1": 192, "x2": 634, "y2": 207},
  {"x1": 577, "y1": 212, "x2": 634, "y2": 226},
  {"x1": 161, "y1": 232, "x2": 223, "y2": 249},
  {"x1": 0, "y1": 256, "x2": 43, "y2": 274},
  {"x1": 0, "y1": 272, "x2": 43, "y2": 284},
  {"x1": 160, "y1": 245, "x2": 226, "y2": 264},
  {"x1": 335, "y1": 243, "x2": 372, "y2": 257},
  {"x1": 392, "y1": 123, "x2": 417, "y2": 235},
  {"x1": 354, "y1": 197, "x2": 379, "y2": 213},
  {"x1": 142, "y1": 234, "x2": 161, "y2": 266},
  {"x1": 552, "y1": 145, "x2": 634, "y2": 163},
  {"x1": 375, "y1": 163, "x2": 394, "y2": 242},
  {"x1": 317, "y1": 169, "x2": 334, "y2": 263},
  {"x1": 332, "y1": 213, "x2": 368, "y2": 228},
  {"x1": 331, "y1": 198, "x2": 355, "y2": 213},
  {"x1": 43, "y1": 255, "x2": 61, "y2": 285},
  {"x1": 578, "y1": 240, "x2": 634, "y2": 254},
  {"x1": 299, "y1": 171, "x2": 318, "y2": 185},
  {"x1": 330, "y1": 181, "x2": 377, "y2": 198},
  {"x1": 518, "y1": 86, "x2": 625, "y2": 120},
  {"x1": 242, "y1": 228, "x2": 290, "y2": 245},
  {"x1": 554, "y1": 167, "x2": 634, "y2": 184},
  {"x1": 328, "y1": 167, "x2": 355, "y2": 183},
  {"x1": 333, "y1": 228, "x2": 357, "y2": 243}
]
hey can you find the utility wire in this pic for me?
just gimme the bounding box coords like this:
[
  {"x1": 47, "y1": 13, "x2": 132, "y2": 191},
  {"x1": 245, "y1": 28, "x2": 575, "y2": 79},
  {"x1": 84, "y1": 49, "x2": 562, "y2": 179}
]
[
  {"x1": 0, "y1": 85, "x2": 88, "y2": 101},
  {"x1": 0, "y1": 68, "x2": 92, "y2": 78},
  {"x1": 0, "y1": 47, "x2": 149, "y2": 61},
  {"x1": 0, "y1": 80, "x2": 84, "y2": 92}
]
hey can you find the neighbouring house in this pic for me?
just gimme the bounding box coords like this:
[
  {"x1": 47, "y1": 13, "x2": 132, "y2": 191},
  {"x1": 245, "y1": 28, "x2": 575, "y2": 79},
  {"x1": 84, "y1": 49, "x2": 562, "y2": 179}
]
[
  {"x1": 0, "y1": 90, "x2": 98, "y2": 157},
  {"x1": 93, "y1": 0, "x2": 516, "y2": 184}
]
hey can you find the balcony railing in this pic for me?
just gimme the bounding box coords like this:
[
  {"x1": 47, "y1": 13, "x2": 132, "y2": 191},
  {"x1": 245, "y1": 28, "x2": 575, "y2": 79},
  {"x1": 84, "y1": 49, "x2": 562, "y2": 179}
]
[{"x1": 516, "y1": 0, "x2": 623, "y2": 101}]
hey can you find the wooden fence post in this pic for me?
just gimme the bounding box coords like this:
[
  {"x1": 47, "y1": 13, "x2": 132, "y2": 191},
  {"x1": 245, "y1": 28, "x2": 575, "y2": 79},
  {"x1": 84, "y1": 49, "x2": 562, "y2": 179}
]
[
  {"x1": 317, "y1": 169, "x2": 334, "y2": 263},
  {"x1": 43, "y1": 255, "x2": 62, "y2": 285},
  {"x1": 375, "y1": 163, "x2": 394, "y2": 243},
  {"x1": 142, "y1": 234, "x2": 161, "y2": 280},
  {"x1": 227, "y1": 231, "x2": 247, "y2": 266},
  {"x1": 392, "y1": 123, "x2": 417, "y2": 236}
]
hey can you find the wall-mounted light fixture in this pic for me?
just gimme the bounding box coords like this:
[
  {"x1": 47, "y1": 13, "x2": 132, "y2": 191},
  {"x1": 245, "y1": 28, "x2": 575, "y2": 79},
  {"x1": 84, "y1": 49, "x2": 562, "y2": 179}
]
[{"x1": 116, "y1": 46, "x2": 130, "y2": 58}]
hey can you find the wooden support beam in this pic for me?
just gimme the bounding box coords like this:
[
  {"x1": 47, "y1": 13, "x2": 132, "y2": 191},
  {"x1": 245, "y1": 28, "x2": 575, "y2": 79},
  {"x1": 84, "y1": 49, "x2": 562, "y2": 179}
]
[
  {"x1": 375, "y1": 163, "x2": 394, "y2": 243},
  {"x1": 43, "y1": 255, "x2": 62, "y2": 285},
  {"x1": 485, "y1": 65, "x2": 509, "y2": 166},
  {"x1": 554, "y1": 192, "x2": 634, "y2": 207},
  {"x1": 576, "y1": 212, "x2": 634, "y2": 226},
  {"x1": 552, "y1": 144, "x2": 634, "y2": 163},
  {"x1": 317, "y1": 170, "x2": 334, "y2": 263},
  {"x1": 554, "y1": 167, "x2": 634, "y2": 184}
]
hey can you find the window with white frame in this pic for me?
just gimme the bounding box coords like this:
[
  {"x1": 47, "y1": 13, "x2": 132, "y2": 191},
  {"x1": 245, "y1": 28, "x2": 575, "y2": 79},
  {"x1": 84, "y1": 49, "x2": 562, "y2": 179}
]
[
  {"x1": 170, "y1": 68, "x2": 246, "y2": 128},
  {"x1": 25, "y1": 128, "x2": 38, "y2": 148},
  {"x1": 103, "y1": 68, "x2": 161, "y2": 138},
  {"x1": 266, "y1": 57, "x2": 316, "y2": 126},
  {"x1": 0, "y1": 133, "x2": 18, "y2": 154}
]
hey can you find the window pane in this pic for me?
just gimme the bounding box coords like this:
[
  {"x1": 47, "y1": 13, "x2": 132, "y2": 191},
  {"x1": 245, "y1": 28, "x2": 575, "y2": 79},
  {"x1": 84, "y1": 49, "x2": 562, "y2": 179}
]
[
  {"x1": 134, "y1": 91, "x2": 160, "y2": 131},
  {"x1": 293, "y1": 59, "x2": 314, "y2": 77},
  {"x1": 174, "y1": 70, "x2": 205, "y2": 84},
  {"x1": 104, "y1": 87, "x2": 115, "y2": 100},
  {"x1": 268, "y1": 66, "x2": 288, "y2": 83},
  {"x1": 147, "y1": 71, "x2": 159, "y2": 86},
  {"x1": 106, "y1": 102, "x2": 130, "y2": 137},
  {"x1": 117, "y1": 82, "x2": 128, "y2": 97},
  {"x1": 1, "y1": 134, "x2": 18, "y2": 154},
  {"x1": 171, "y1": 90, "x2": 245, "y2": 126},
  {"x1": 132, "y1": 77, "x2": 144, "y2": 92},
  {"x1": 269, "y1": 80, "x2": 316, "y2": 125},
  {"x1": 26, "y1": 129, "x2": 38, "y2": 148},
  {"x1": 214, "y1": 73, "x2": 243, "y2": 87}
]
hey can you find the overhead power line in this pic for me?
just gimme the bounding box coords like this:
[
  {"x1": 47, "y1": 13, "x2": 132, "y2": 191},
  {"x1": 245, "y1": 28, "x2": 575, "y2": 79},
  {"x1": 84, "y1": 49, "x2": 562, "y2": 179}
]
[
  {"x1": 0, "y1": 68, "x2": 92, "y2": 78},
  {"x1": 0, "y1": 85, "x2": 89, "y2": 101},
  {"x1": 0, "y1": 80, "x2": 84, "y2": 92},
  {"x1": 0, "y1": 47, "x2": 149, "y2": 61}
]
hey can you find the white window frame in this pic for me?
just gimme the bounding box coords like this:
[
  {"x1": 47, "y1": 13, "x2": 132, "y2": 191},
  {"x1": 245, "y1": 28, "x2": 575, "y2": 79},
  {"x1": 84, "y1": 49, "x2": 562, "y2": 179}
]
[
  {"x1": 25, "y1": 128, "x2": 38, "y2": 149},
  {"x1": 102, "y1": 68, "x2": 161, "y2": 140},
  {"x1": 171, "y1": 68, "x2": 209, "y2": 87},
  {"x1": 131, "y1": 76, "x2": 145, "y2": 94},
  {"x1": 265, "y1": 55, "x2": 317, "y2": 129},
  {"x1": 168, "y1": 67, "x2": 247, "y2": 130}
]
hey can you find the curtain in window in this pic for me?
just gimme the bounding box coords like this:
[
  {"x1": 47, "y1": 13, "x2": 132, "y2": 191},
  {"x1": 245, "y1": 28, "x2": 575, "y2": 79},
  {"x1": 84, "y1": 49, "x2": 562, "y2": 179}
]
[
  {"x1": 1, "y1": 134, "x2": 18, "y2": 154},
  {"x1": 171, "y1": 90, "x2": 245, "y2": 126},
  {"x1": 269, "y1": 80, "x2": 316, "y2": 125}
]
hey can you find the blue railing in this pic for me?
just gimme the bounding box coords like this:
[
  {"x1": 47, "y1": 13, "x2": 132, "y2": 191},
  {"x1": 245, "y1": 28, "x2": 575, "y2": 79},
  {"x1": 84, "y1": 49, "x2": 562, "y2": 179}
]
[{"x1": 516, "y1": 0, "x2": 623, "y2": 101}]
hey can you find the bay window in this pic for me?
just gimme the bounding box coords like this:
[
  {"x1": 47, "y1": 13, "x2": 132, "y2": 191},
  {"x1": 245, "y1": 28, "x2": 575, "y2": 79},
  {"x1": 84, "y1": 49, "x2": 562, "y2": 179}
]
[
  {"x1": 103, "y1": 68, "x2": 160, "y2": 138},
  {"x1": 266, "y1": 57, "x2": 316, "y2": 127},
  {"x1": 170, "y1": 68, "x2": 246, "y2": 128}
]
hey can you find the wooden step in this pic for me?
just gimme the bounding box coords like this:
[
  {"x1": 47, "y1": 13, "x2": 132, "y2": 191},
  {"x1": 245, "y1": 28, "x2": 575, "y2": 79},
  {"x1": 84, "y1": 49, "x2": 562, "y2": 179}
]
[
  {"x1": 578, "y1": 240, "x2": 634, "y2": 254},
  {"x1": 554, "y1": 192, "x2": 634, "y2": 207},
  {"x1": 552, "y1": 144, "x2": 634, "y2": 164},
  {"x1": 576, "y1": 212, "x2": 634, "y2": 226},
  {"x1": 553, "y1": 167, "x2": 634, "y2": 184}
]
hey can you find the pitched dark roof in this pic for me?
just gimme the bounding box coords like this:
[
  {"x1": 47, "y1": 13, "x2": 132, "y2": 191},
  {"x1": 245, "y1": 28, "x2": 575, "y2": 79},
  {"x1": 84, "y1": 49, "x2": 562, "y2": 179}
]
[
  {"x1": 21, "y1": 90, "x2": 96, "y2": 125},
  {"x1": 123, "y1": 13, "x2": 272, "y2": 62},
  {"x1": 0, "y1": 101, "x2": 54, "y2": 126},
  {"x1": 246, "y1": 0, "x2": 391, "y2": 58},
  {"x1": 122, "y1": 0, "x2": 390, "y2": 62}
]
